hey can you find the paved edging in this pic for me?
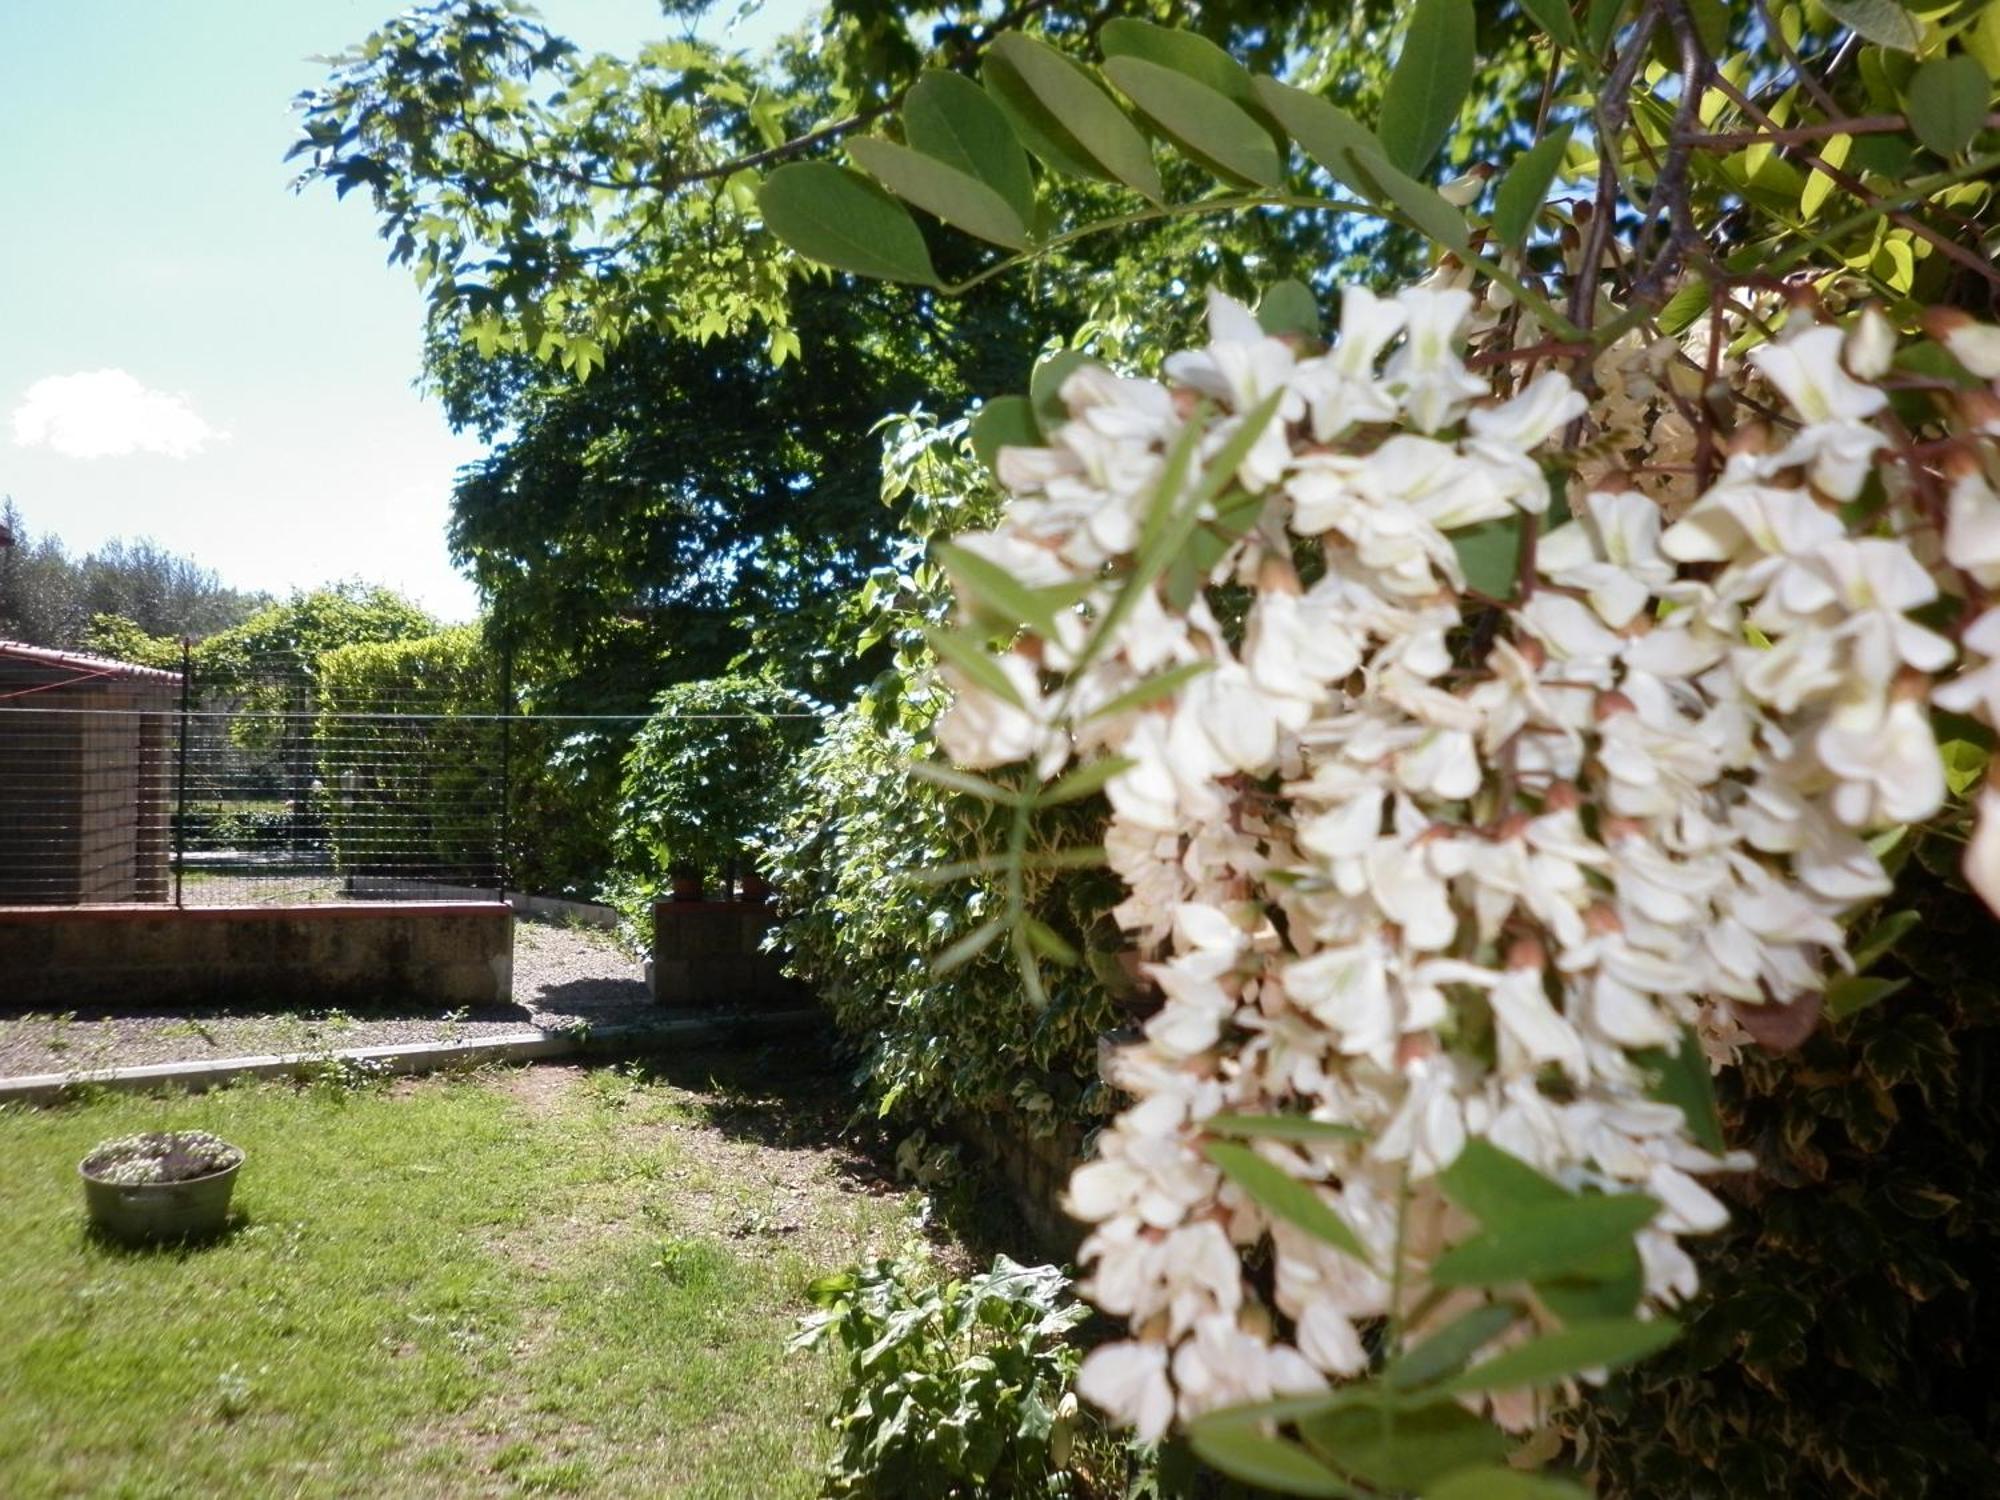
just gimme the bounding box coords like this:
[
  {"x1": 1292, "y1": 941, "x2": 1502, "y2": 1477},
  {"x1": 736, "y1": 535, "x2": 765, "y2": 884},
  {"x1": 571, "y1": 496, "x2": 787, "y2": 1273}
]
[{"x1": 0, "y1": 1009, "x2": 822, "y2": 1106}]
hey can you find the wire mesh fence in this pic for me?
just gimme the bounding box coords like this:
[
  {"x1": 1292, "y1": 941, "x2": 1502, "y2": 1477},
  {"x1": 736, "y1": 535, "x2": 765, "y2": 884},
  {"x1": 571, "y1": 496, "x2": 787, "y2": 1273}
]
[{"x1": 0, "y1": 639, "x2": 511, "y2": 907}]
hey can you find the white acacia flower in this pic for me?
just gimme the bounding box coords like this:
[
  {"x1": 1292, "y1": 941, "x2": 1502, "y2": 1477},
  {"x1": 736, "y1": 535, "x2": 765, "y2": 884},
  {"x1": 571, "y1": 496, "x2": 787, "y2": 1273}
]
[
  {"x1": 1964, "y1": 782, "x2": 2000, "y2": 917},
  {"x1": 1538, "y1": 489, "x2": 1674, "y2": 627},
  {"x1": 1945, "y1": 466, "x2": 2000, "y2": 588},
  {"x1": 1750, "y1": 325, "x2": 1888, "y2": 499},
  {"x1": 1076, "y1": 1342, "x2": 1175, "y2": 1442},
  {"x1": 1383, "y1": 287, "x2": 1488, "y2": 433},
  {"x1": 968, "y1": 293, "x2": 1985, "y2": 1449},
  {"x1": 1293, "y1": 285, "x2": 1407, "y2": 437},
  {"x1": 1815, "y1": 692, "x2": 1946, "y2": 828}
]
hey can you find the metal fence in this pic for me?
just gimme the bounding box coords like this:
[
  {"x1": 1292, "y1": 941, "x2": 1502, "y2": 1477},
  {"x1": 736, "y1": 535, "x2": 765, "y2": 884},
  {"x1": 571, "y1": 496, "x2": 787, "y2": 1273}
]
[{"x1": 0, "y1": 640, "x2": 509, "y2": 907}]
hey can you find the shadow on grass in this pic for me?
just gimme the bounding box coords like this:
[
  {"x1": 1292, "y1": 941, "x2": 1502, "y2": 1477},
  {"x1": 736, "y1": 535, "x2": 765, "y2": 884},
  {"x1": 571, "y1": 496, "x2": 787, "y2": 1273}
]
[
  {"x1": 78, "y1": 1210, "x2": 254, "y2": 1257},
  {"x1": 607, "y1": 1024, "x2": 1048, "y2": 1268}
]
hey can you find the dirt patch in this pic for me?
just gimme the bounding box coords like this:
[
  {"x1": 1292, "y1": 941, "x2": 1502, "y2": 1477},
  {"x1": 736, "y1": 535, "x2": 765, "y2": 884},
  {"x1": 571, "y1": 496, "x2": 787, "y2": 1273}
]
[{"x1": 490, "y1": 1062, "x2": 585, "y2": 1114}]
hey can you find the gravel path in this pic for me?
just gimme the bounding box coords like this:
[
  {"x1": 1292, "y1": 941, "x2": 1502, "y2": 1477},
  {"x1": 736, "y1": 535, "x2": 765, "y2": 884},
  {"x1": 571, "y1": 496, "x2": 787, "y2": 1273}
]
[{"x1": 0, "y1": 920, "x2": 661, "y2": 1080}]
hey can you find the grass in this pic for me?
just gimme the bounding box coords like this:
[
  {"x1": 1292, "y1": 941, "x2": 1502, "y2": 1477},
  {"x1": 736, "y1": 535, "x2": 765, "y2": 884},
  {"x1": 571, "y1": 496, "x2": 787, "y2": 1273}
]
[{"x1": 0, "y1": 1050, "x2": 922, "y2": 1498}]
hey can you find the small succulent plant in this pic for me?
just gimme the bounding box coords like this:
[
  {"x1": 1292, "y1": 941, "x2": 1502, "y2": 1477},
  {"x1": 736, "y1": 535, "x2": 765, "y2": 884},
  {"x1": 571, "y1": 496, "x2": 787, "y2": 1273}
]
[{"x1": 82, "y1": 1131, "x2": 242, "y2": 1187}]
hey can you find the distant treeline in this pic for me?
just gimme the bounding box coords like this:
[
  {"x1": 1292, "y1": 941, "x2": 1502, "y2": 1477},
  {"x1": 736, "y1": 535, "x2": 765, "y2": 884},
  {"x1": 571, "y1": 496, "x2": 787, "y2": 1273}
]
[{"x1": 0, "y1": 498, "x2": 269, "y2": 651}]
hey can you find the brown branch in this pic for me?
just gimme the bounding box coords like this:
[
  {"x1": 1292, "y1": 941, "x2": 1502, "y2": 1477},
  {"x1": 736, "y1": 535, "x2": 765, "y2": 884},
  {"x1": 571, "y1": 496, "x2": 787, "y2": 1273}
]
[{"x1": 1677, "y1": 114, "x2": 2000, "y2": 148}]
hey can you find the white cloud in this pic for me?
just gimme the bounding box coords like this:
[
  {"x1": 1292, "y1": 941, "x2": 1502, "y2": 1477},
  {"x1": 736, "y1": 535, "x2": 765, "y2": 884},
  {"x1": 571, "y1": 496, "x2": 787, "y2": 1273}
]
[{"x1": 10, "y1": 370, "x2": 224, "y2": 459}]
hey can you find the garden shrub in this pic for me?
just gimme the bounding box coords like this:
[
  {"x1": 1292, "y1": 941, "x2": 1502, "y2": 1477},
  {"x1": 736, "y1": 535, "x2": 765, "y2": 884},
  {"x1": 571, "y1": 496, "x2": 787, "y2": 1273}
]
[
  {"x1": 793, "y1": 1254, "x2": 1094, "y2": 1498},
  {"x1": 610, "y1": 673, "x2": 821, "y2": 919},
  {"x1": 764, "y1": 697, "x2": 1123, "y2": 1136},
  {"x1": 315, "y1": 626, "x2": 503, "y2": 881}
]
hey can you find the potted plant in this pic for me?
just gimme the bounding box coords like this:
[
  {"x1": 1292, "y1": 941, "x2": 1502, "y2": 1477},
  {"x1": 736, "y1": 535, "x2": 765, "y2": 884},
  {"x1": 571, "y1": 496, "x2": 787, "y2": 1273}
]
[
  {"x1": 79, "y1": 1130, "x2": 244, "y2": 1244},
  {"x1": 616, "y1": 675, "x2": 820, "y2": 910}
]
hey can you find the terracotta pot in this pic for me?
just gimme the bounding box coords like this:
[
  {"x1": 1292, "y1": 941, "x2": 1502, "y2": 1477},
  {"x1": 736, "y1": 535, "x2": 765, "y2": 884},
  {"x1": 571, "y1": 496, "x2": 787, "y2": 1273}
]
[
  {"x1": 738, "y1": 872, "x2": 772, "y2": 904},
  {"x1": 670, "y1": 870, "x2": 705, "y2": 902}
]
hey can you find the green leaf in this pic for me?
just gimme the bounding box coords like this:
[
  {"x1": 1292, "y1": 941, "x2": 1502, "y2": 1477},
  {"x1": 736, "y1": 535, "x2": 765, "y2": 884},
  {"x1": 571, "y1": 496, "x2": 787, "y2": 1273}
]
[
  {"x1": 1909, "y1": 56, "x2": 1990, "y2": 157},
  {"x1": 1534, "y1": 1243, "x2": 1645, "y2": 1322},
  {"x1": 1252, "y1": 78, "x2": 1389, "y2": 200},
  {"x1": 931, "y1": 916, "x2": 1007, "y2": 976},
  {"x1": 1657, "y1": 276, "x2": 1711, "y2": 334},
  {"x1": 1082, "y1": 661, "x2": 1215, "y2": 722},
  {"x1": 902, "y1": 69, "x2": 1037, "y2": 224},
  {"x1": 1800, "y1": 131, "x2": 1853, "y2": 221},
  {"x1": 1939, "y1": 737, "x2": 1989, "y2": 796},
  {"x1": 923, "y1": 625, "x2": 1028, "y2": 710},
  {"x1": 1205, "y1": 1113, "x2": 1369, "y2": 1145},
  {"x1": 1434, "y1": 1316, "x2": 1680, "y2": 1396},
  {"x1": 758, "y1": 163, "x2": 938, "y2": 286},
  {"x1": 1303, "y1": 1401, "x2": 1507, "y2": 1490},
  {"x1": 1040, "y1": 755, "x2": 1134, "y2": 805},
  {"x1": 1438, "y1": 1139, "x2": 1570, "y2": 1224},
  {"x1": 1823, "y1": 0, "x2": 1924, "y2": 51},
  {"x1": 984, "y1": 34, "x2": 1163, "y2": 201},
  {"x1": 969, "y1": 395, "x2": 1041, "y2": 472},
  {"x1": 1023, "y1": 916, "x2": 1081, "y2": 966},
  {"x1": 1378, "y1": 0, "x2": 1476, "y2": 174},
  {"x1": 1187, "y1": 1426, "x2": 1351, "y2": 1498},
  {"x1": 1103, "y1": 56, "x2": 1283, "y2": 187},
  {"x1": 1030, "y1": 348, "x2": 1091, "y2": 435},
  {"x1": 1585, "y1": 0, "x2": 1627, "y2": 58},
  {"x1": 1452, "y1": 514, "x2": 1523, "y2": 597},
  {"x1": 1258, "y1": 278, "x2": 1322, "y2": 338},
  {"x1": 846, "y1": 138, "x2": 1031, "y2": 250},
  {"x1": 1519, "y1": 0, "x2": 1584, "y2": 52},
  {"x1": 1100, "y1": 19, "x2": 1260, "y2": 108},
  {"x1": 1850, "y1": 909, "x2": 1920, "y2": 973},
  {"x1": 1432, "y1": 1195, "x2": 1661, "y2": 1287},
  {"x1": 1825, "y1": 973, "x2": 1910, "y2": 1021},
  {"x1": 1205, "y1": 1140, "x2": 1372, "y2": 1263},
  {"x1": 1492, "y1": 126, "x2": 1572, "y2": 249},
  {"x1": 936, "y1": 540, "x2": 1065, "y2": 637},
  {"x1": 907, "y1": 758, "x2": 1022, "y2": 805},
  {"x1": 1336, "y1": 144, "x2": 1473, "y2": 251},
  {"x1": 1383, "y1": 1303, "x2": 1521, "y2": 1390},
  {"x1": 1633, "y1": 1025, "x2": 1727, "y2": 1156},
  {"x1": 1425, "y1": 1467, "x2": 1590, "y2": 1500}
]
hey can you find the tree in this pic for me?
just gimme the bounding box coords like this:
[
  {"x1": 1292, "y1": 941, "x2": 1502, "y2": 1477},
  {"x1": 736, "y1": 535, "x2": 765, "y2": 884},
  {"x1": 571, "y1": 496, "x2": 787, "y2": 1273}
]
[{"x1": 0, "y1": 501, "x2": 264, "y2": 651}]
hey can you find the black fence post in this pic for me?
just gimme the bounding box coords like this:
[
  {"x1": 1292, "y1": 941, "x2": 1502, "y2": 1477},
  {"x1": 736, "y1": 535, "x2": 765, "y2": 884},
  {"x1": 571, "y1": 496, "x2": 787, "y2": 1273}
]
[
  {"x1": 174, "y1": 638, "x2": 191, "y2": 909},
  {"x1": 498, "y1": 640, "x2": 513, "y2": 903}
]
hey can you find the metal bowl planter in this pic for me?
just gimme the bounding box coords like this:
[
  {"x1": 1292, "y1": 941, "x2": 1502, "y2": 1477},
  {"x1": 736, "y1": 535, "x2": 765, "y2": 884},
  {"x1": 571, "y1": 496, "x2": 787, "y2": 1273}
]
[{"x1": 78, "y1": 1132, "x2": 245, "y2": 1245}]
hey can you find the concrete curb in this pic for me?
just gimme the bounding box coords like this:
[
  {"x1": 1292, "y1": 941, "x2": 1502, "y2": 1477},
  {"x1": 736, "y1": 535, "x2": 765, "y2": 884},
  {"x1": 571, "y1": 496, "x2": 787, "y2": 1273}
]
[{"x1": 0, "y1": 1008, "x2": 824, "y2": 1107}]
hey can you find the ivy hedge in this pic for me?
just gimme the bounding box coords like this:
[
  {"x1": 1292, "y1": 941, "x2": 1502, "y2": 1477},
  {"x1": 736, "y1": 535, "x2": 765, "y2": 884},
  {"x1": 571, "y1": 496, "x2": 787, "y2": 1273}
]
[{"x1": 1571, "y1": 866, "x2": 2000, "y2": 1497}]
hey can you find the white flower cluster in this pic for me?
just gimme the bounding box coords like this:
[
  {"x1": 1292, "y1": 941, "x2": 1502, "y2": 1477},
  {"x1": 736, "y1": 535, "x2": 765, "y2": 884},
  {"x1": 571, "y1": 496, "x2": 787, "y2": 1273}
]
[
  {"x1": 932, "y1": 283, "x2": 2000, "y2": 1438},
  {"x1": 83, "y1": 1130, "x2": 243, "y2": 1186}
]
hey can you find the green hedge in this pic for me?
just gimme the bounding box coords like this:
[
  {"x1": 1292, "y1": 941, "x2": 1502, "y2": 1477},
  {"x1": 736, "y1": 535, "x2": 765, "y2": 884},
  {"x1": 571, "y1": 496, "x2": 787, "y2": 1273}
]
[
  {"x1": 314, "y1": 627, "x2": 502, "y2": 882},
  {"x1": 764, "y1": 697, "x2": 1125, "y2": 1136},
  {"x1": 1571, "y1": 867, "x2": 2000, "y2": 1497}
]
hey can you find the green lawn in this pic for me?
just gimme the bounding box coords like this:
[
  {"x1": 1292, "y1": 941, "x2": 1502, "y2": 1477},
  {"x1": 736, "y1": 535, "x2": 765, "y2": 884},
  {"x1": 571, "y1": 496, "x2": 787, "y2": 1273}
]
[{"x1": 0, "y1": 1052, "x2": 916, "y2": 1498}]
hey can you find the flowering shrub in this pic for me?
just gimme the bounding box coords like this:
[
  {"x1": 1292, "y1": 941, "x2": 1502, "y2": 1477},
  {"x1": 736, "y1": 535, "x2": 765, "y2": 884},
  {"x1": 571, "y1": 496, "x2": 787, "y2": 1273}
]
[
  {"x1": 82, "y1": 1131, "x2": 243, "y2": 1186},
  {"x1": 917, "y1": 279, "x2": 2000, "y2": 1482}
]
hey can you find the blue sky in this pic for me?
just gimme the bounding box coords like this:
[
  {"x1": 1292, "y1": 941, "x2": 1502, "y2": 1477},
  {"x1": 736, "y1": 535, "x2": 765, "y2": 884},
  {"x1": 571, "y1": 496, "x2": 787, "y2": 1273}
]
[{"x1": 1, "y1": 0, "x2": 814, "y2": 622}]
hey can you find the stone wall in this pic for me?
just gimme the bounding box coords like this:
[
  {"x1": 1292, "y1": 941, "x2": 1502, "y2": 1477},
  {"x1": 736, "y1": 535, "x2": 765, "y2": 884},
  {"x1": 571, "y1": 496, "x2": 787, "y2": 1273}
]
[
  {"x1": 0, "y1": 901, "x2": 512, "y2": 1009},
  {"x1": 650, "y1": 900, "x2": 808, "y2": 1008},
  {"x1": 960, "y1": 1112, "x2": 1089, "y2": 1258}
]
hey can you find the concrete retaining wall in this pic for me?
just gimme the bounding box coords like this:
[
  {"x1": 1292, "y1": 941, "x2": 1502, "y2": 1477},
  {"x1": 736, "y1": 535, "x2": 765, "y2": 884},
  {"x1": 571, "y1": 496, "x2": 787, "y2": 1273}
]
[
  {"x1": 650, "y1": 900, "x2": 807, "y2": 1008},
  {"x1": 0, "y1": 902, "x2": 512, "y2": 1009}
]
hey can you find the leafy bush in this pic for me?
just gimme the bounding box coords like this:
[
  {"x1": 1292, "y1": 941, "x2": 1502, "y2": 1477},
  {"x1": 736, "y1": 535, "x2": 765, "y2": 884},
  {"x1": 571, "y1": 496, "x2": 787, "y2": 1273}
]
[
  {"x1": 766, "y1": 700, "x2": 1123, "y2": 1134},
  {"x1": 793, "y1": 1254, "x2": 1090, "y2": 1498},
  {"x1": 1571, "y1": 869, "x2": 2000, "y2": 1498},
  {"x1": 612, "y1": 673, "x2": 820, "y2": 910}
]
